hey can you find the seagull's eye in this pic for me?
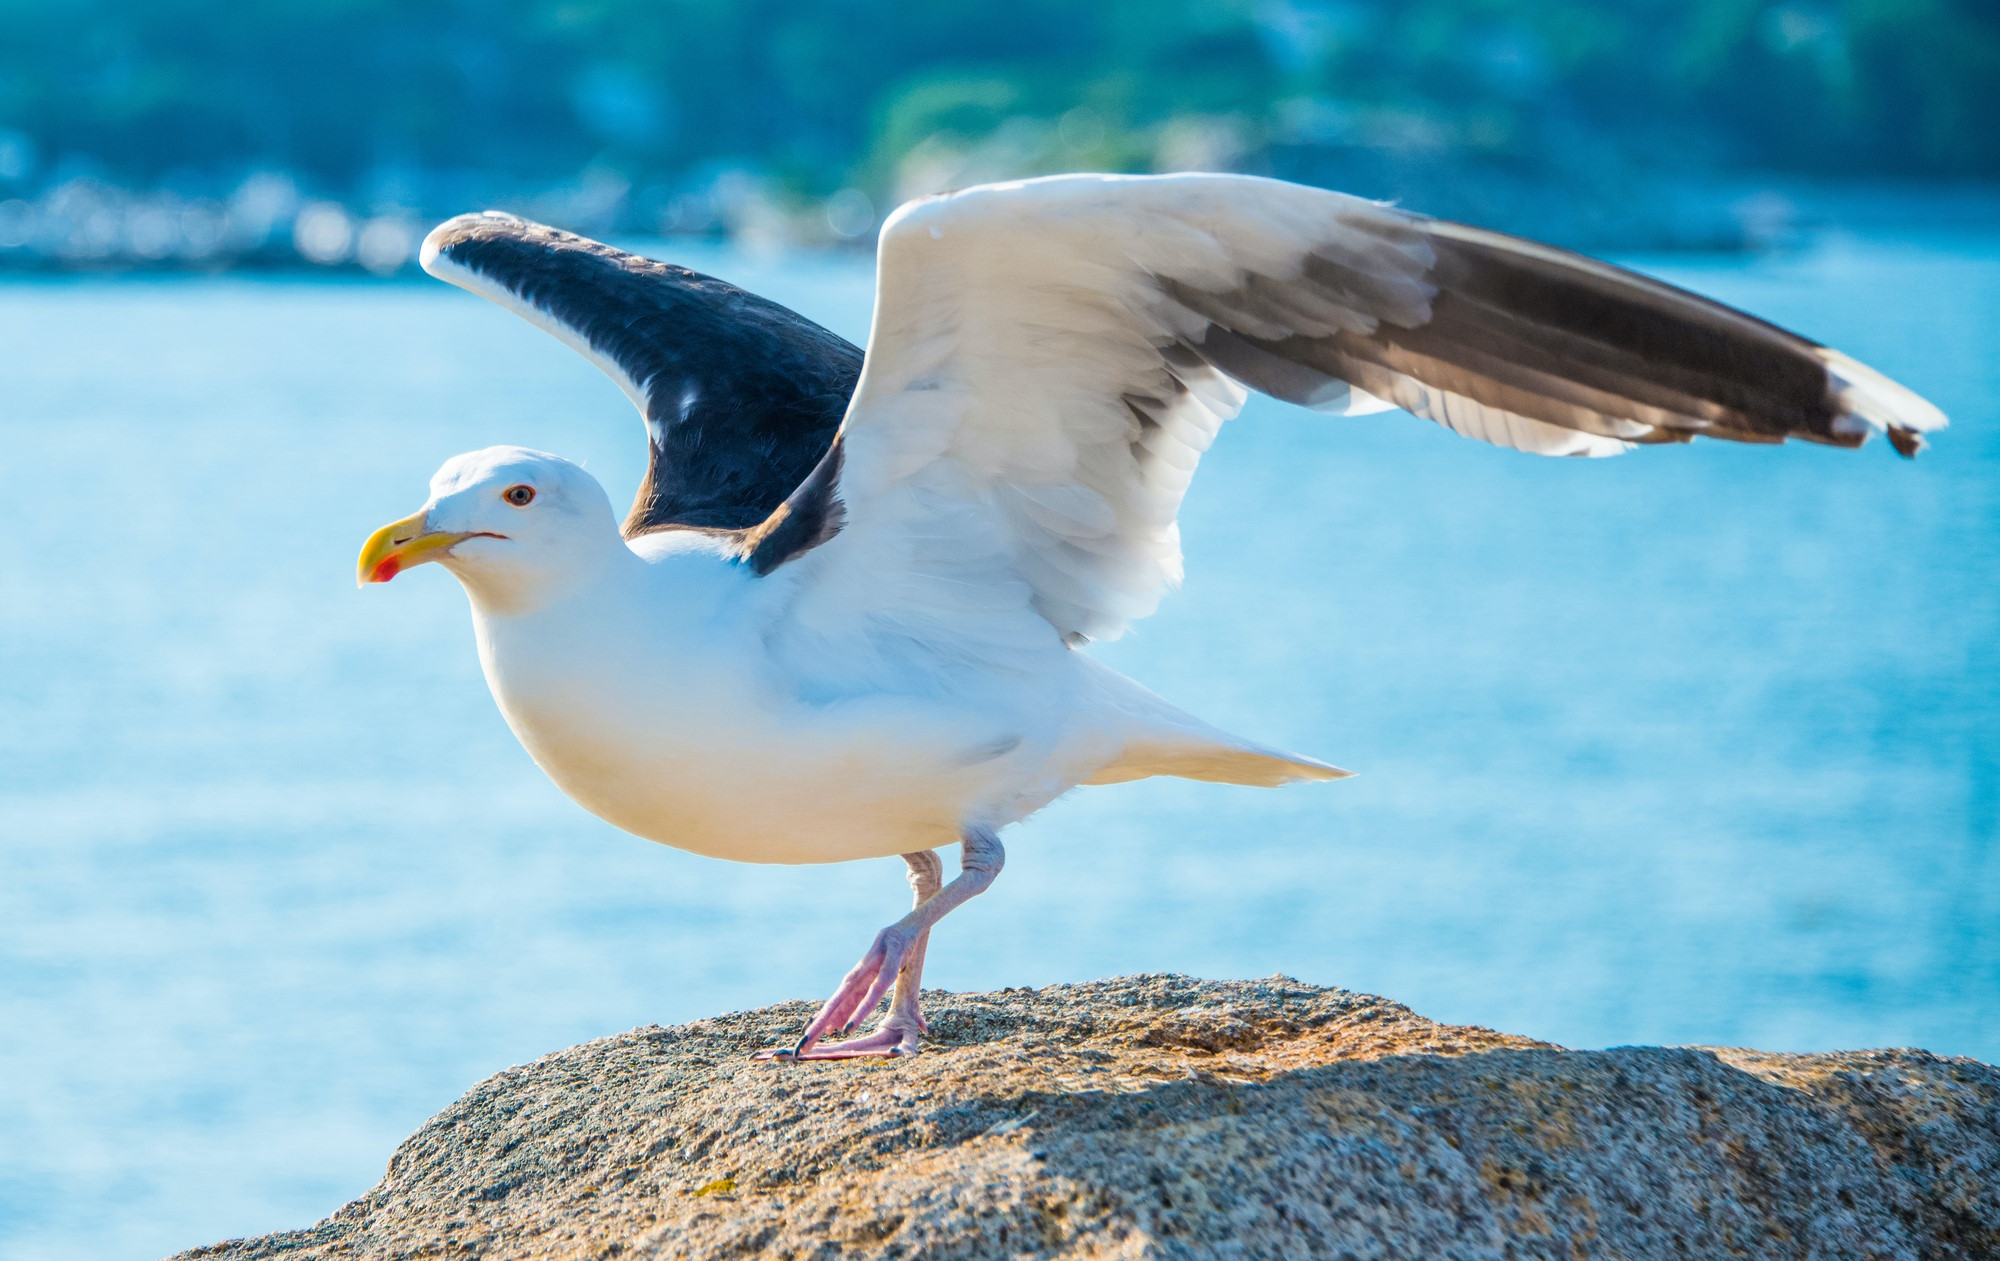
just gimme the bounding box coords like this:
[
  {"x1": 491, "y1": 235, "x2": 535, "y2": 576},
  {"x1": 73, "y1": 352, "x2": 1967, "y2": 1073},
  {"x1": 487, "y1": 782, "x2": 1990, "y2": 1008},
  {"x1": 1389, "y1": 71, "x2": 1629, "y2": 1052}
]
[{"x1": 504, "y1": 485, "x2": 536, "y2": 507}]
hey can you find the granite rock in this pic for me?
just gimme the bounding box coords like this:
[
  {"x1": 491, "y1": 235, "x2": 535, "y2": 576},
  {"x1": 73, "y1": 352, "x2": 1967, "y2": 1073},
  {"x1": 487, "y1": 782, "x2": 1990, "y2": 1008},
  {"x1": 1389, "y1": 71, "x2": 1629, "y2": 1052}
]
[{"x1": 178, "y1": 975, "x2": 2000, "y2": 1260}]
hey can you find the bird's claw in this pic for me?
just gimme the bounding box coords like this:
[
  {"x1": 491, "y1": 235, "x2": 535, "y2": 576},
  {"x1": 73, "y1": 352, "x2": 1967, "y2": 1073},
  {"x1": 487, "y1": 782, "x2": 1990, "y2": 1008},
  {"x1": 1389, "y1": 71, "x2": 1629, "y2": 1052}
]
[
  {"x1": 753, "y1": 1018, "x2": 921, "y2": 1061},
  {"x1": 753, "y1": 927, "x2": 918, "y2": 1061}
]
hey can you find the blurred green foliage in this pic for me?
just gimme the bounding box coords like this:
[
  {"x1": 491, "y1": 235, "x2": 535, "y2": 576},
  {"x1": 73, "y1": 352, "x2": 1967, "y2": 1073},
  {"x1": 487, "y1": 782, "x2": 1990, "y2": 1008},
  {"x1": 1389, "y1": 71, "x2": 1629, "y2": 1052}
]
[{"x1": 0, "y1": 0, "x2": 1994, "y2": 201}]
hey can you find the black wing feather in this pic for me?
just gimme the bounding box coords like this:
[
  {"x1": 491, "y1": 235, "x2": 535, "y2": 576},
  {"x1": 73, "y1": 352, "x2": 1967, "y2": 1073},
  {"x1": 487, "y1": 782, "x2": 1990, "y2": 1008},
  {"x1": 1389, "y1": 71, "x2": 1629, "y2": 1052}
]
[
  {"x1": 1175, "y1": 212, "x2": 1941, "y2": 456},
  {"x1": 421, "y1": 213, "x2": 860, "y2": 538}
]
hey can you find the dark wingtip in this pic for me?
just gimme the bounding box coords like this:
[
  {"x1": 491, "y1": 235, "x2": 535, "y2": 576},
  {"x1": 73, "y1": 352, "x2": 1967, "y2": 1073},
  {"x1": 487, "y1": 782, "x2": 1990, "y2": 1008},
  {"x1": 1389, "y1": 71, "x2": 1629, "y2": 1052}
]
[
  {"x1": 419, "y1": 211, "x2": 542, "y2": 278},
  {"x1": 1888, "y1": 426, "x2": 1926, "y2": 459},
  {"x1": 429, "y1": 209, "x2": 531, "y2": 239}
]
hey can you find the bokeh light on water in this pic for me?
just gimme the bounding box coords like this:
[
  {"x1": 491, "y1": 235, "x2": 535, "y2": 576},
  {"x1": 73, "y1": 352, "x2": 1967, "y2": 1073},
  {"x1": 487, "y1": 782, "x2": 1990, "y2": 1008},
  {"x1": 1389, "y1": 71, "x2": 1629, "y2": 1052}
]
[
  {"x1": 4, "y1": 3, "x2": 1997, "y2": 1256},
  {"x1": 0, "y1": 231, "x2": 1993, "y2": 1259}
]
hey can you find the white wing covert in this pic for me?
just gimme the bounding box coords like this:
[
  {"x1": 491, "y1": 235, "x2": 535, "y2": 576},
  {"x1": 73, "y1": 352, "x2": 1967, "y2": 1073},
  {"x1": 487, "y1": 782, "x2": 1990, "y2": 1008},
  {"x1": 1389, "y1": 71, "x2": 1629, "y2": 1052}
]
[{"x1": 782, "y1": 173, "x2": 1944, "y2": 650}]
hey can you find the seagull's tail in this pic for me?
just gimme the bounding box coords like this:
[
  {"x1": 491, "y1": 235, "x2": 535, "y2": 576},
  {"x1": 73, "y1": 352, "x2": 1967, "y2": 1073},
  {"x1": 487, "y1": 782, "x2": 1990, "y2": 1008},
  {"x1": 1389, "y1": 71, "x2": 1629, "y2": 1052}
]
[
  {"x1": 1083, "y1": 738, "x2": 1351, "y2": 788},
  {"x1": 1076, "y1": 658, "x2": 1351, "y2": 788}
]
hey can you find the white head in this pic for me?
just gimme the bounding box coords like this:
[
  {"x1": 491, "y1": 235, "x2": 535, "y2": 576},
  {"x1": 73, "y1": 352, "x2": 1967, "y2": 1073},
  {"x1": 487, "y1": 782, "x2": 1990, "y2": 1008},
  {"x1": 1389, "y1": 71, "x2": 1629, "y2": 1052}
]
[{"x1": 357, "y1": 446, "x2": 622, "y2": 613}]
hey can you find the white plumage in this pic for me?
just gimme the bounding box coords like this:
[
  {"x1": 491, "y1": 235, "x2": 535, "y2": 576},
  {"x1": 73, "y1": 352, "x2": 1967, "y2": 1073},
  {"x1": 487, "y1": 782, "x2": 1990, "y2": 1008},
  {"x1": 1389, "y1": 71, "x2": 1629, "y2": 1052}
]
[{"x1": 362, "y1": 173, "x2": 1945, "y2": 1059}]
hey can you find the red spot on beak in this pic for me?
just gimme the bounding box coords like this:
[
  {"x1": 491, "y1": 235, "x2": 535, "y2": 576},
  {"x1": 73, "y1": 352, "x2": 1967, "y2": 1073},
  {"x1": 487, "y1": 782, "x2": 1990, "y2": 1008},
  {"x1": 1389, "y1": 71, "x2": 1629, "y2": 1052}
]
[{"x1": 371, "y1": 557, "x2": 402, "y2": 583}]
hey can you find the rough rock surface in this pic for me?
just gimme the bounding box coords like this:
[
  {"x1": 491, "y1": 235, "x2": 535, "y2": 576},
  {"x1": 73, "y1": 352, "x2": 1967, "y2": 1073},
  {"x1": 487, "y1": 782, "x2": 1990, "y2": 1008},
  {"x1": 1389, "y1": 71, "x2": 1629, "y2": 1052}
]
[{"x1": 180, "y1": 975, "x2": 1999, "y2": 1260}]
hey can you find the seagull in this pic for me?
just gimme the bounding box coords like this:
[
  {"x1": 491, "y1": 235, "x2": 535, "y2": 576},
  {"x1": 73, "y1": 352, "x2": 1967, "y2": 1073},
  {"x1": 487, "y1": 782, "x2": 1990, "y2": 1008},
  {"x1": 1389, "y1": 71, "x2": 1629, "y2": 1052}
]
[{"x1": 359, "y1": 173, "x2": 1945, "y2": 1060}]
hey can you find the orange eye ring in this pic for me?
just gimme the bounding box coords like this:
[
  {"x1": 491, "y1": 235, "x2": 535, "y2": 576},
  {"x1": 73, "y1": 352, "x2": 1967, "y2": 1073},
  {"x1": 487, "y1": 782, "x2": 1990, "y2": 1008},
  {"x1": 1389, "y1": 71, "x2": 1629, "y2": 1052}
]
[{"x1": 504, "y1": 485, "x2": 535, "y2": 507}]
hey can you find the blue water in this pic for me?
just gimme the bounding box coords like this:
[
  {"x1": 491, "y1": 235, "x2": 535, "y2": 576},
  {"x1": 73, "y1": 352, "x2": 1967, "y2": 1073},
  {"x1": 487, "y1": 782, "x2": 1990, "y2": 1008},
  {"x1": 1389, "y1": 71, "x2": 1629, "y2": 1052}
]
[{"x1": 2, "y1": 235, "x2": 1995, "y2": 1260}]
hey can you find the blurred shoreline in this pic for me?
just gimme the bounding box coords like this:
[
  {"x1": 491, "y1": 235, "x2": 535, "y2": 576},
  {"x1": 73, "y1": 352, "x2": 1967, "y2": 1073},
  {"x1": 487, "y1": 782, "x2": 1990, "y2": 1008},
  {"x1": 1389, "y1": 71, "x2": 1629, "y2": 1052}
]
[
  {"x1": 5, "y1": 1, "x2": 1995, "y2": 279},
  {"x1": 2, "y1": 167, "x2": 1994, "y2": 279}
]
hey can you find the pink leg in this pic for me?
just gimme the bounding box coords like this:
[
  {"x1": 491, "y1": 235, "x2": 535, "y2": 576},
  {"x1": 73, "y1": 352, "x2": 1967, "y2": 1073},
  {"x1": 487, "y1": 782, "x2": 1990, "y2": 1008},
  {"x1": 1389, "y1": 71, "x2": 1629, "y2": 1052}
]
[
  {"x1": 760, "y1": 851, "x2": 942, "y2": 1060},
  {"x1": 756, "y1": 829, "x2": 1001, "y2": 1061}
]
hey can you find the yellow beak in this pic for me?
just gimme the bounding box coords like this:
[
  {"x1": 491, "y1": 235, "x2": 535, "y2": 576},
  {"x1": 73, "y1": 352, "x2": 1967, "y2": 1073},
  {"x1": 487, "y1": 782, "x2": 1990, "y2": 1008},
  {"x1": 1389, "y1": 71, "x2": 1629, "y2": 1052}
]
[{"x1": 356, "y1": 510, "x2": 480, "y2": 586}]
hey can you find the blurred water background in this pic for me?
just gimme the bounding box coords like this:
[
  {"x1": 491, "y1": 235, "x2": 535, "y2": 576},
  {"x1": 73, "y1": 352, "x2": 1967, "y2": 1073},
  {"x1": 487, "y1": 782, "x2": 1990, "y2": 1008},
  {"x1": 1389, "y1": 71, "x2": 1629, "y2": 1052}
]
[
  {"x1": 2, "y1": 1, "x2": 1999, "y2": 1258},
  {"x1": 2, "y1": 1, "x2": 1999, "y2": 268},
  {"x1": 1, "y1": 230, "x2": 1993, "y2": 1261}
]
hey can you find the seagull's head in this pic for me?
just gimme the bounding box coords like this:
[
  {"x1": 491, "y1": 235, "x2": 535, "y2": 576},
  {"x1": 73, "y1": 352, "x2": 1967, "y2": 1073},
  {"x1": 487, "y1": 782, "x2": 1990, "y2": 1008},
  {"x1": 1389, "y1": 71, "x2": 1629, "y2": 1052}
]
[{"x1": 357, "y1": 446, "x2": 621, "y2": 613}]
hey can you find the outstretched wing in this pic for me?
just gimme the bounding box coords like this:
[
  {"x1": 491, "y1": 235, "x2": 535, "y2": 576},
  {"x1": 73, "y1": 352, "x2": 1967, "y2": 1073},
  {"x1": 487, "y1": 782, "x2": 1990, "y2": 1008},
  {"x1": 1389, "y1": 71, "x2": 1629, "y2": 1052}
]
[
  {"x1": 779, "y1": 173, "x2": 1946, "y2": 648},
  {"x1": 419, "y1": 213, "x2": 860, "y2": 535}
]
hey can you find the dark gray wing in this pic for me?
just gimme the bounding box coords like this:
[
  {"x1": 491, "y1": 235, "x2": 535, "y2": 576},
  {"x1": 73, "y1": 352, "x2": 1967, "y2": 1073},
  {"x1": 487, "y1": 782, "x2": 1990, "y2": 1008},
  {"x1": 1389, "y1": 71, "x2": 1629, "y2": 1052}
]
[
  {"x1": 1185, "y1": 215, "x2": 1947, "y2": 458},
  {"x1": 420, "y1": 213, "x2": 860, "y2": 537}
]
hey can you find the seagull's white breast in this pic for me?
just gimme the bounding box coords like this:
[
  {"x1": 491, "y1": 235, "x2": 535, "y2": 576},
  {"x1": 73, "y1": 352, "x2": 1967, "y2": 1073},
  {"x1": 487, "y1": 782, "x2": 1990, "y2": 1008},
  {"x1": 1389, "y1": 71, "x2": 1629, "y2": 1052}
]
[{"x1": 464, "y1": 545, "x2": 1095, "y2": 864}]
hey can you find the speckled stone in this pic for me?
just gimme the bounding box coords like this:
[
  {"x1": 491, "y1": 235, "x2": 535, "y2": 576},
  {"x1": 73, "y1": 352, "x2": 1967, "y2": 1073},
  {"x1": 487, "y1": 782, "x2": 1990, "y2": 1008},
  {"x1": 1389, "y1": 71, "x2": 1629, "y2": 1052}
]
[{"x1": 176, "y1": 975, "x2": 1999, "y2": 1260}]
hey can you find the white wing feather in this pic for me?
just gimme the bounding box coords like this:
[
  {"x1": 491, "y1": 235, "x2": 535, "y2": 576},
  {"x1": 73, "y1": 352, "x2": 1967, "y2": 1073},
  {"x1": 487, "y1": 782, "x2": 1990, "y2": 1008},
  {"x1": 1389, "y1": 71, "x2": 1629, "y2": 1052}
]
[
  {"x1": 772, "y1": 172, "x2": 1940, "y2": 659},
  {"x1": 802, "y1": 174, "x2": 1435, "y2": 648}
]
